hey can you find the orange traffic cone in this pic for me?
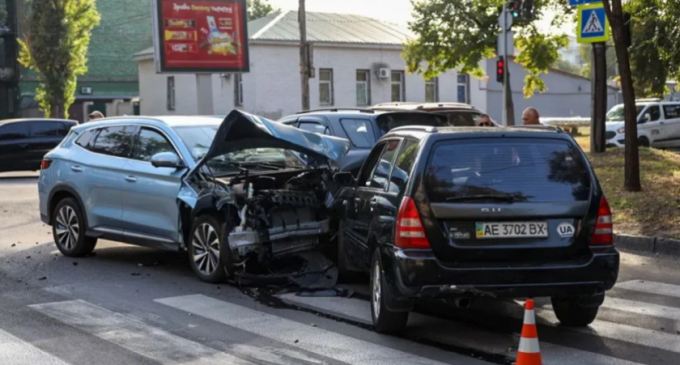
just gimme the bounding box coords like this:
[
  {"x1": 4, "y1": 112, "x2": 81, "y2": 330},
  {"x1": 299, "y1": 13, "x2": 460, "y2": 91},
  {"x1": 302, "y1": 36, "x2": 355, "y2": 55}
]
[{"x1": 515, "y1": 299, "x2": 542, "y2": 365}]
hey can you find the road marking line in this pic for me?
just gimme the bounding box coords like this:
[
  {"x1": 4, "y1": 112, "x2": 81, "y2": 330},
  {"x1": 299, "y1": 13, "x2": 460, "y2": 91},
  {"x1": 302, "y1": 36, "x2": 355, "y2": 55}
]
[
  {"x1": 155, "y1": 294, "x2": 452, "y2": 365},
  {"x1": 617, "y1": 280, "x2": 680, "y2": 299},
  {"x1": 536, "y1": 307, "x2": 680, "y2": 354},
  {"x1": 0, "y1": 328, "x2": 70, "y2": 365},
  {"x1": 603, "y1": 296, "x2": 680, "y2": 322},
  {"x1": 29, "y1": 299, "x2": 258, "y2": 365}
]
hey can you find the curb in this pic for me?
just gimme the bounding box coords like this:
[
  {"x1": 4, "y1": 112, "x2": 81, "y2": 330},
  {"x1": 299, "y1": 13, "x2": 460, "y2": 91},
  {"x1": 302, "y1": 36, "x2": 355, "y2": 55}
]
[{"x1": 614, "y1": 234, "x2": 680, "y2": 257}]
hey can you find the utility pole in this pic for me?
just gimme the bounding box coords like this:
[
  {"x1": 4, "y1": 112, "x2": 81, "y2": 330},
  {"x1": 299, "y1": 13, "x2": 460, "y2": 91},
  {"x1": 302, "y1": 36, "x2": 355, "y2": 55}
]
[
  {"x1": 590, "y1": 42, "x2": 606, "y2": 153},
  {"x1": 502, "y1": 2, "x2": 508, "y2": 127},
  {"x1": 298, "y1": 0, "x2": 310, "y2": 112}
]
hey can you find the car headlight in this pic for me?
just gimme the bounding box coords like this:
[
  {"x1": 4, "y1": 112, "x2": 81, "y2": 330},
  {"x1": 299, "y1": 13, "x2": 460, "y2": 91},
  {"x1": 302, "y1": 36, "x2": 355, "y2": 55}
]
[{"x1": 617, "y1": 127, "x2": 625, "y2": 134}]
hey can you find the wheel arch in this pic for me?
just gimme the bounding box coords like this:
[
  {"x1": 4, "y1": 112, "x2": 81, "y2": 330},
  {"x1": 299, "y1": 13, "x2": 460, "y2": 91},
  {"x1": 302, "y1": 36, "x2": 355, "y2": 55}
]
[{"x1": 47, "y1": 185, "x2": 89, "y2": 228}]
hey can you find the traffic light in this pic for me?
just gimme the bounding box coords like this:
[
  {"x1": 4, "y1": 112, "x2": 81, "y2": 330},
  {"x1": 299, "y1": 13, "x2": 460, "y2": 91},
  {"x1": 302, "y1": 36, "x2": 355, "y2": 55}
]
[
  {"x1": 508, "y1": 0, "x2": 522, "y2": 18},
  {"x1": 496, "y1": 57, "x2": 505, "y2": 84}
]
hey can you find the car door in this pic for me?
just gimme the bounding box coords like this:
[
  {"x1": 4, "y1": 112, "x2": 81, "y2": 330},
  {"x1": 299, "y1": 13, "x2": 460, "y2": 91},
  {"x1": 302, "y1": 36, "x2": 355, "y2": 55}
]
[
  {"x1": 80, "y1": 125, "x2": 137, "y2": 231},
  {"x1": 26, "y1": 121, "x2": 69, "y2": 168},
  {"x1": 637, "y1": 104, "x2": 665, "y2": 146},
  {"x1": 0, "y1": 122, "x2": 31, "y2": 172},
  {"x1": 658, "y1": 104, "x2": 680, "y2": 147},
  {"x1": 120, "y1": 126, "x2": 187, "y2": 245}
]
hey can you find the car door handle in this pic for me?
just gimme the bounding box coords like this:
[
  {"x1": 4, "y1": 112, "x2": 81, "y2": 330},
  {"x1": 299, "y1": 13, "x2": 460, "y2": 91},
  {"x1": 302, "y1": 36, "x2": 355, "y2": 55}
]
[
  {"x1": 125, "y1": 176, "x2": 137, "y2": 183},
  {"x1": 70, "y1": 166, "x2": 83, "y2": 172}
]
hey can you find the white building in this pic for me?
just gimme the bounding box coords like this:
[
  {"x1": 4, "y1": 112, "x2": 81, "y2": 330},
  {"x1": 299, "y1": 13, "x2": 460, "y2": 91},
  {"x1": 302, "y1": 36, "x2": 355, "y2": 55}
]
[{"x1": 133, "y1": 11, "x2": 620, "y2": 123}]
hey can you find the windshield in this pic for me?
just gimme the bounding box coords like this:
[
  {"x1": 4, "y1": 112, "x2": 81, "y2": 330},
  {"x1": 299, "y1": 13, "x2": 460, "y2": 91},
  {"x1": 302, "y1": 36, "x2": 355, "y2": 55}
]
[
  {"x1": 173, "y1": 125, "x2": 306, "y2": 173},
  {"x1": 424, "y1": 138, "x2": 591, "y2": 203},
  {"x1": 606, "y1": 104, "x2": 645, "y2": 122}
]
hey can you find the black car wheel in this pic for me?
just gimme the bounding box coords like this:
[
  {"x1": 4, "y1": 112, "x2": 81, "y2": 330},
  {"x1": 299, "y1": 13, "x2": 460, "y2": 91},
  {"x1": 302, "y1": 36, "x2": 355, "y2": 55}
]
[
  {"x1": 52, "y1": 198, "x2": 97, "y2": 257},
  {"x1": 370, "y1": 249, "x2": 409, "y2": 334},
  {"x1": 551, "y1": 296, "x2": 600, "y2": 327},
  {"x1": 638, "y1": 137, "x2": 650, "y2": 148},
  {"x1": 189, "y1": 214, "x2": 227, "y2": 283}
]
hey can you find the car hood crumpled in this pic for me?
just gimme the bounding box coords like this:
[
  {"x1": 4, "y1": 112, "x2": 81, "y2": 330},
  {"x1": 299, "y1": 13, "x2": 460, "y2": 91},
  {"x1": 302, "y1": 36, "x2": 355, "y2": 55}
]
[{"x1": 191, "y1": 110, "x2": 351, "y2": 173}]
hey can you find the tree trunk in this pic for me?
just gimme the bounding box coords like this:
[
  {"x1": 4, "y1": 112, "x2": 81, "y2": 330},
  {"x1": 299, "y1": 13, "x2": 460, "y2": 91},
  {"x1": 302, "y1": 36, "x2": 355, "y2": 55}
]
[
  {"x1": 591, "y1": 42, "x2": 607, "y2": 154},
  {"x1": 50, "y1": 101, "x2": 65, "y2": 119},
  {"x1": 603, "y1": 0, "x2": 641, "y2": 191},
  {"x1": 505, "y1": 70, "x2": 515, "y2": 126}
]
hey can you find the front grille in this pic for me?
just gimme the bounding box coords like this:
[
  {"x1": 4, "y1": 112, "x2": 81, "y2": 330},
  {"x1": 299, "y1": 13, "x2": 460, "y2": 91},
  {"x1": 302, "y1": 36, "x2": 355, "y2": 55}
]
[
  {"x1": 617, "y1": 139, "x2": 625, "y2": 145},
  {"x1": 605, "y1": 131, "x2": 616, "y2": 140}
]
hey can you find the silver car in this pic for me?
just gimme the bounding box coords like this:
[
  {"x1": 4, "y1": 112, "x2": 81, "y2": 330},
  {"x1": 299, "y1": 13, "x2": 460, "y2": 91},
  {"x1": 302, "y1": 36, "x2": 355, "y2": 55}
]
[{"x1": 39, "y1": 110, "x2": 351, "y2": 283}]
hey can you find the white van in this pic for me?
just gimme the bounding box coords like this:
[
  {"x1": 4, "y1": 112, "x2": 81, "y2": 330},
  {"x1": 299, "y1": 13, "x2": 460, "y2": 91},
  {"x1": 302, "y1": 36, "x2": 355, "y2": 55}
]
[{"x1": 605, "y1": 99, "x2": 680, "y2": 148}]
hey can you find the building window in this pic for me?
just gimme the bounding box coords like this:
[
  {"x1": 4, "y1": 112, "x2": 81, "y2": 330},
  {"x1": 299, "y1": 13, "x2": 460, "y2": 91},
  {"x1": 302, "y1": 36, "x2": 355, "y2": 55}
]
[
  {"x1": 391, "y1": 70, "x2": 405, "y2": 102},
  {"x1": 234, "y1": 73, "x2": 243, "y2": 107},
  {"x1": 356, "y1": 70, "x2": 371, "y2": 106},
  {"x1": 457, "y1": 74, "x2": 469, "y2": 103},
  {"x1": 425, "y1": 77, "x2": 439, "y2": 102},
  {"x1": 319, "y1": 69, "x2": 334, "y2": 106},
  {"x1": 167, "y1": 76, "x2": 175, "y2": 111}
]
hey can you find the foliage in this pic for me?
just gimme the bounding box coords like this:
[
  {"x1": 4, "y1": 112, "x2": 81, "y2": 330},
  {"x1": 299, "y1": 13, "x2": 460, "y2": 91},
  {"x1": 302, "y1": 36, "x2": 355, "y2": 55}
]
[
  {"x1": 625, "y1": 0, "x2": 680, "y2": 98},
  {"x1": 247, "y1": 0, "x2": 278, "y2": 20},
  {"x1": 17, "y1": 0, "x2": 100, "y2": 119},
  {"x1": 404, "y1": 0, "x2": 576, "y2": 98},
  {"x1": 577, "y1": 43, "x2": 618, "y2": 80},
  {"x1": 552, "y1": 59, "x2": 581, "y2": 75}
]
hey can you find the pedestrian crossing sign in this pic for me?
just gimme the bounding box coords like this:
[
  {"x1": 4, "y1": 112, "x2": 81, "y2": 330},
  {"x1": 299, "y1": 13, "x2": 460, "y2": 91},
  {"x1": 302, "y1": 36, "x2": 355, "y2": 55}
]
[{"x1": 577, "y1": 3, "x2": 610, "y2": 43}]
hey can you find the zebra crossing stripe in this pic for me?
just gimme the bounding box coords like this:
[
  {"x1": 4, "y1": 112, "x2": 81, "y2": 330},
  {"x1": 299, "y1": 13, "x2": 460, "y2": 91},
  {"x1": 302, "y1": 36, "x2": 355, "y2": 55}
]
[
  {"x1": 29, "y1": 299, "x2": 258, "y2": 365},
  {"x1": 617, "y1": 280, "x2": 680, "y2": 299},
  {"x1": 0, "y1": 328, "x2": 70, "y2": 365},
  {"x1": 155, "y1": 294, "x2": 455, "y2": 365},
  {"x1": 603, "y1": 296, "x2": 680, "y2": 322}
]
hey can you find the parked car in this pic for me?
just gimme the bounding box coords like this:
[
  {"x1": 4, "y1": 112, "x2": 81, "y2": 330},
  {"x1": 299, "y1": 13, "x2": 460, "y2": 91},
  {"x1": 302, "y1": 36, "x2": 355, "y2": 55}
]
[
  {"x1": 38, "y1": 111, "x2": 351, "y2": 284},
  {"x1": 370, "y1": 102, "x2": 498, "y2": 127},
  {"x1": 605, "y1": 98, "x2": 680, "y2": 148},
  {"x1": 0, "y1": 118, "x2": 77, "y2": 173},
  {"x1": 278, "y1": 108, "x2": 446, "y2": 175},
  {"x1": 333, "y1": 124, "x2": 619, "y2": 333}
]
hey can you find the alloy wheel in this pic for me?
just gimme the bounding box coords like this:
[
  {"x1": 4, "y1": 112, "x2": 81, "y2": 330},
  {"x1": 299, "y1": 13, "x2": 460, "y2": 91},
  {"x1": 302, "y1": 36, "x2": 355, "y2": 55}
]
[
  {"x1": 55, "y1": 206, "x2": 79, "y2": 250},
  {"x1": 372, "y1": 260, "x2": 382, "y2": 320},
  {"x1": 192, "y1": 223, "x2": 220, "y2": 275}
]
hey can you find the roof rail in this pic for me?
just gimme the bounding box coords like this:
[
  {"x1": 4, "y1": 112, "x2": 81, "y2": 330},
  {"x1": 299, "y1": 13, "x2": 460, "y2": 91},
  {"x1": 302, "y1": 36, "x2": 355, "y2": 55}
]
[
  {"x1": 506, "y1": 125, "x2": 564, "y2": 133},
  {"x1": 296, "y1": 108, "x2": 375, "y2": 115},
  {"x1": 389, "y1": 125, "x2": 439, "y2": 133}
]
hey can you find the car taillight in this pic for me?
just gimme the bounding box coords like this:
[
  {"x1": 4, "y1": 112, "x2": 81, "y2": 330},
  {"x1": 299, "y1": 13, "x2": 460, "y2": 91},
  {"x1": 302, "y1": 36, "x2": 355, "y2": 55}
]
[
  {"x1": 40, "y1": 159, "x2": 52, "y2": 170},
  {"x1": 395, "y1": 196, "x2": 430, "y2": 249},
  {"x1": 591, "y1": 196, "x2": 613, "y2": 245}
]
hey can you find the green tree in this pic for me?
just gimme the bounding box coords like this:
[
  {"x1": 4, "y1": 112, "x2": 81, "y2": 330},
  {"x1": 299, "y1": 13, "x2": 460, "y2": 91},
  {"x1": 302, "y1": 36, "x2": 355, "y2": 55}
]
[
  {"x1": 403, "y1": 0, "x2": 573, "y2": 125},
  {"x1": 553, "y1": 59, "x2": 581, "y2": 75},
  {"x1": 17, "y1": 0, "x2": 100, "y2": 119},
  {"x1": 247, "y1": 0, "x2": 278, "y2": 20},
  {"x1": 578, "y1": 42, "x2": 618, "y2": 80}
]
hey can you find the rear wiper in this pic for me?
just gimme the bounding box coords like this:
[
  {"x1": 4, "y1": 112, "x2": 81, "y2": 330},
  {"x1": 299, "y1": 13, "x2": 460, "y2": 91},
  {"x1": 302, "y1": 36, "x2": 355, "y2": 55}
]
[{"x1": 446, "y1": 195, "x2": 517, "y2": 203}]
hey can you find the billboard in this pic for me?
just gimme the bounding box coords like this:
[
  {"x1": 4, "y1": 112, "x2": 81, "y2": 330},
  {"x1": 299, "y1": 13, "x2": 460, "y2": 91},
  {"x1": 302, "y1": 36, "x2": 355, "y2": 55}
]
[{"x1": 151, "y1": 0, "x2": 249, "y2": 73}]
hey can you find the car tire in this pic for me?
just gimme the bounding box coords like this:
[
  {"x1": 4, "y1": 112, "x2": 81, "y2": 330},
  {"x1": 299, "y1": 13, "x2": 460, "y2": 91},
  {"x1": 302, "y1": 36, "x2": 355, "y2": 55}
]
[
  {"x1": 638, "y1": 137, "x2": 650, "y2": 148},
  {"x1": 551, "y1": 296, "x2": 599, "y2": 327},
  {"x1": 52, "y1": 198, "x2": 97, "y2": 257},
  {"x1": 188, "y1": 214, "x2": 228, "y2": 284},
  {"x1": 370, "y1": 249, "x2": 409, "y2": 334}
]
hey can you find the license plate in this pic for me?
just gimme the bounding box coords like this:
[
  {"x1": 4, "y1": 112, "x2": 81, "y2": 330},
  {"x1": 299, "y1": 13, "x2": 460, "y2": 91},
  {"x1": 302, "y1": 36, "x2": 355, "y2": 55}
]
[{"x1": 476, "y1": 222, "x2": 548, "y2": 239}]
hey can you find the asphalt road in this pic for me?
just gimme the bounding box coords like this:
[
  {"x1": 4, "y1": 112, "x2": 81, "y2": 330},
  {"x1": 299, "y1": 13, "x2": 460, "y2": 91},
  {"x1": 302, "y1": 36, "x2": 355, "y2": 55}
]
[{"x1": 1, "y1": 171, "x2": 679, "y2": 365}]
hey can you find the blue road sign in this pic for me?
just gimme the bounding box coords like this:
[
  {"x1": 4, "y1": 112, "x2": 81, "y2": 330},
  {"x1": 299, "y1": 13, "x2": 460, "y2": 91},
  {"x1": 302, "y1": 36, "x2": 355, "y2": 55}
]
[
  {"x1": 569, "y1": 0, "x2": 601, "y2": 6},
  {"x1": 577, "y1": 3, "x2": 610, "y2": 43}
]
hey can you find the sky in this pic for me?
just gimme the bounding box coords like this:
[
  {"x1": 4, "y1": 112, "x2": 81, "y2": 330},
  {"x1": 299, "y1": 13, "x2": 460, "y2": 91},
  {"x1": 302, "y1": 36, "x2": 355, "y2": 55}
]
[{"x1": 267, "y1": 0, "x2": 575, "y2": 37}]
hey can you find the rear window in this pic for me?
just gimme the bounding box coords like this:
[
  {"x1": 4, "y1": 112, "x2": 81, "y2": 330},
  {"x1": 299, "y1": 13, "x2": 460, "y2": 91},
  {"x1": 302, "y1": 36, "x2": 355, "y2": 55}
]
[
  {"x1": 424, "y1": 138, "x2": 591, "y2": 203},
  {"x1": 375, "y1": 113, "x2": 444, "y2": 136}
]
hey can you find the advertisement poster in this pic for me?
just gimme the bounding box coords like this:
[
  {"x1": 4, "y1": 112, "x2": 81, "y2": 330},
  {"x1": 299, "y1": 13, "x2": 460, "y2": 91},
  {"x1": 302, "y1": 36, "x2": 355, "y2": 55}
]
[{"x1": 154, "y1": 0, "x2": 249, "y2": 73}]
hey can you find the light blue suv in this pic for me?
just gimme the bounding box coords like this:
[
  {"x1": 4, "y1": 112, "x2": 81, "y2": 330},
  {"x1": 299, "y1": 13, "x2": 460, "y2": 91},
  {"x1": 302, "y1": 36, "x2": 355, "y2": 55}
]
[{"x1": 39, "y1": 111, "x2": 351, "y2": 283}]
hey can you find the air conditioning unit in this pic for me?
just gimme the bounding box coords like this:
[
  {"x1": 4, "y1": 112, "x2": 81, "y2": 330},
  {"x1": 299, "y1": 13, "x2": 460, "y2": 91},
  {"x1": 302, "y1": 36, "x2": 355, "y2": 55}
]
[
  {"x1": 80, "y1": 87, "x2": 93, "y2": 95},
  {"x1": 378, "y1": 68, "x2": 390, "y2": 79}
]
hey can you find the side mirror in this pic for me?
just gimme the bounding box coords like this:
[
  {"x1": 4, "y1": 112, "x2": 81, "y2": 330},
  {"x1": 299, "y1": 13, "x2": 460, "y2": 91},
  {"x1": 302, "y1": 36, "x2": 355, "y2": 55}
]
[
  {"x1": 151, "y1": 152, "x2": 184, "y2": 169},
  {"x1": 333, "y1": 171, "x2": 355, "y2": 185}
]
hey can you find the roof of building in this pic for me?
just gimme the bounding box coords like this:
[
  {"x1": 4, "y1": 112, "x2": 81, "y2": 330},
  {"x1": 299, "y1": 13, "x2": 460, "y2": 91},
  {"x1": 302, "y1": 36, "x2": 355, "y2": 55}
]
[{"x1": 134, "y1": 11, "x2": 411, "y2": 59}]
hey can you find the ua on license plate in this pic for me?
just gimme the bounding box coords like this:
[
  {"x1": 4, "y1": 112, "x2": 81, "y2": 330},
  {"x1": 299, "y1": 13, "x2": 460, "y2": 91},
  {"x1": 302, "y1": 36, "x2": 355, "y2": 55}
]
[{"x1": 476, "y1": 222, "x2": 548, "y2": 239}]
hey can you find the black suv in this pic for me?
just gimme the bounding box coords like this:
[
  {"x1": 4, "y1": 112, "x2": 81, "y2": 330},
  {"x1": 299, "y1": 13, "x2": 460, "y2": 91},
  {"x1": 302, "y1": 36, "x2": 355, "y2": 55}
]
[
  {"x1": 0, "y1": 118, "x2": 77, "y2": 173},
  {"x1": 334, "y1": 125, "x2": 619, "y2": 333},
  {"x1": 278, "y1": 108, "x2": 445, "y2": 175}
]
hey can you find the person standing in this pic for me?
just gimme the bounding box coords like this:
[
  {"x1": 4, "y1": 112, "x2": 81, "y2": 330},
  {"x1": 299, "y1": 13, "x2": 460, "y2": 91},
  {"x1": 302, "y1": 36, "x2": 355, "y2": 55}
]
[{"x1": 521, "y1": 107, "x2": 541, "y2": 125}]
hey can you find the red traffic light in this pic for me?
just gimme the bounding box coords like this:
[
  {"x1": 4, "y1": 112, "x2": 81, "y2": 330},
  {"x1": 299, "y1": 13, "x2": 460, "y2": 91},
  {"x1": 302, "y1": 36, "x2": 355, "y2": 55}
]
[{"x1": 496, "y1": 58, "x2": 505, "y2": 83}]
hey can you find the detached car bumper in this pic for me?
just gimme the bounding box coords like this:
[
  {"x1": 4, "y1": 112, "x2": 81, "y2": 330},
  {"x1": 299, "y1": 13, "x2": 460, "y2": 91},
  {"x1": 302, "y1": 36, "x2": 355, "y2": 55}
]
[{"x1": 385, "y1": 246, "x2": 619, "y2": 300}]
